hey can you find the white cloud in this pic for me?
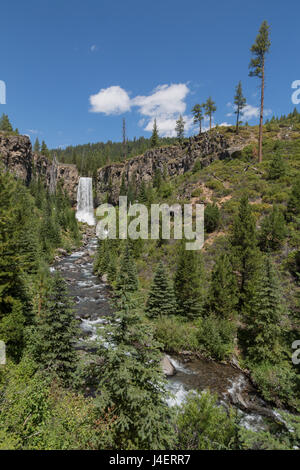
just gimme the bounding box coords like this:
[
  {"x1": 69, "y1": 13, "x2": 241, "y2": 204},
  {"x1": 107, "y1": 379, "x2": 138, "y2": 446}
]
[
  {"x1": 242, "y1": 104, "x2": 260, "y2": 121},
  {"x1": 226, "y1": 102, "x2": 272, "y2": 122},
  {"x1": 90, "y1": 45, "x2": 97, "y2": 52},
  {"x1": 89, "y1": 86, "x2": 131, "y2": 114},
  {"x1": 132, "y1": 83, "x2": 189, "y2": 118},
  {"x1": 89, "y1": 83, "x2": 192, "y2": 136},
  {"x1": 144, "y1": 115, "x2": 195, "y2": 138},
  {"x1": 27, "y1": 129, "x2": 42, "y2": 135}
]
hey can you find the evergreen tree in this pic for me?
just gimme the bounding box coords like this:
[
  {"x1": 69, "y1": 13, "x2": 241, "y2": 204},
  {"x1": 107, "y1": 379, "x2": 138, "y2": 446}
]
[
  {"x1": 174, "y1": 241, "x2": 205, "y2": 319},
  {"x1": 249, "y1": 20, "x2": 271, "y2": 162},
  {"x1": 33, "y1": 273, "x2": 78, "y2": 386},
  {"x1": 208, "y1": 253, "x2": 238, "y2": 319},
  {"x1": 119, "y1": 173, "x2": 127, "y2": 197},
  {"x1": 204, "y1": 97, "x2": 217, "y2": 130},
  {"x1": 234, "y1": 81, "x2": 246, "y2": 134},
  {"x1": 137, "y1": 180, "x2": 148, "y2": 204},
  {"x1": 191, "y1": 104, "x2": 204, "y2": 134},
  {"x1": 205, "y1": 203, "x2": 220, "y2": 233},
  {"x1": 97, "y1": 293, "x2": 175, "y2": 449},
  {"x1": 230, "y1": 194, "x2": 260, "y2": 309},
  {"x1": 259, "y1": 206, "x2": 287, "y2": 252},
  {"x1": 0, "y1": 172, "x2": 30, "y2": 359},
  {"x1": 41, "y1": 140, "x2": 50, "y2": 157},
  {"x1": 268, "y1": 152, "x2": 286, "y2": 180},
  {"x1": 153, "y1": 168, "x2": 162, "y2": 191},
  {"x1": 33, "y1": 137, "x2": 40, "y2": 153},
  {"x1": 116, "y1": 244, "x2": 138, "y2": 294},
  {"x1": 244, "y1": 256, "x2": 283, "y2": 363},
  {"x1": 175, "y1": 115, "x2": 185, "y2": 142},
  {"x1": 0, "y1": 114, "x2": 13, "y2": 132},
  {"x1": 150, "y1": 119, "x2": 159, "y2": 148},
  {"x1": 287, "y1": 175, "x2": 300, "y2": 219},
  {"x1": 122, "y1": 118, "x2": 127, "y2": 159},
  {"x1": 145, "y1": 261, "x2": 176, "y2": 318}
]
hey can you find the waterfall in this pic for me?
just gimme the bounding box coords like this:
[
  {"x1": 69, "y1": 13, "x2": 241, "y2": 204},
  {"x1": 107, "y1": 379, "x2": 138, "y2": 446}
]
[{"x1": 76, "y1": 177, "x2": 95, "y2": 225}]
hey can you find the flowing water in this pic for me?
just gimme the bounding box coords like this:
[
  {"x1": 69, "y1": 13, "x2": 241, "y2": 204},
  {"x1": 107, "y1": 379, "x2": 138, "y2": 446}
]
[
  {"x1": 76, "y1": 177, "x2": 95, "y2": 226},
  {"x1": 52, "y1": 231, "x2": 283, "y2": 432}
]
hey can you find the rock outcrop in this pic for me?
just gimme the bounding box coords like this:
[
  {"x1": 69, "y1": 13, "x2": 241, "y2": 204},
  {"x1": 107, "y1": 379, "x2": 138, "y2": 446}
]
[
  {"x1": 0, "y1": 133, "x2": 32, "y2": 185},
  {"x1": 96, "y1": 131, "x2": 233, "y2": 203},
  {"x1": 0, "y1": 132, "x2": 79, "y2": 204}
]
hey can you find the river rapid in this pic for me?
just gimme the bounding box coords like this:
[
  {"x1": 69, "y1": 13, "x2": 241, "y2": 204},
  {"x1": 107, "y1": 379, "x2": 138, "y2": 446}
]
[{"x1": 53, "y1": 234, "x2": 284, "y2": 433}]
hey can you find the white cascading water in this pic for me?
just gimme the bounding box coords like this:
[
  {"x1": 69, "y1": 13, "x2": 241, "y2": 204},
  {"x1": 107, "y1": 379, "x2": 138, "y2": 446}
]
[{"x1": 76, "y1": 177, "x2": 95, "y2": 225}]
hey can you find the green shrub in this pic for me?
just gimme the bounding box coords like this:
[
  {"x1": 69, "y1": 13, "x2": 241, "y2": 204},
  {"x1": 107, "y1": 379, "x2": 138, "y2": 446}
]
[
  {"x1": 175, "y1": 391, "x2": 239, "y2": 450},
  {"x1": 153, "y1": 316, "x2": 198, "y2": 353},
  {"x1": 251, "y1": 362, "x2": 300, "y2": 411},
  {"x1": 196, "y1": 315, "x2": 236, "y2": 361}
]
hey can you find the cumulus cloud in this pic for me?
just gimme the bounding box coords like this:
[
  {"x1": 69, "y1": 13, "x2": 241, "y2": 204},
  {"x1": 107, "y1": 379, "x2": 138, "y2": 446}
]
[
  {"x1": 132, "y1": 83, "x2": 189, "y2": 118},
  {"x1": 226, "y1": 103, "x2": 272, "y2": 122},
  {"x1": 144, "y1": 115, "x2": 195, "y2": 138},
  {"x1": 89, "y1": 86, "x2": 131, "y2": 114},
  {"x1": 90, "y1": 44, "x2": 97, "y2": 52},
  {"x1": 89, "y1": 83, "x2": 193, "y2": 136}
]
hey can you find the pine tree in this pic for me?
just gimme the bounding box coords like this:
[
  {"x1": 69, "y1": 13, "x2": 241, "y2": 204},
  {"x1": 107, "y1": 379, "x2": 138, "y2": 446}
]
[
  {"x1": 116, "y1": 244, "x2": 138, "y2": 294},
  {"x1": 145, "y1": 261, "x2": 176, "y2": 318},
  {"x1": 249, "y1": 20, "x2": 271, "y2": 162},
  {"x1": 137, "y1": 180, "x2": 148, "y2": 204},
  {"x1": 191, "y1": 104, "x2": 204, "y2": 134},
  {"x1": 0, "y1": 172, "x2": 30, "y2": 359},
  {"x1": 204, "y1": 97, "x2": 217, "y2": 130},
  {"x1": 268, "y1": 152, "x2": 286, "y2": 180},
  {"x1": 204, "y1": 203, "x2": 220, "y2": 233},
  {"x1": 150, "y1": 119, "x2": 159, "y2": 148},
  {"x1": 0, "y1": 114, "x2": 13, "y2": 132},
  {"x1": 119, "y1": 173, "x2": 127, "y2": 197},
  {"x1": 122, "y1": 118, "x2": 127, "y2": 159},
  {"x1": 174, "y1": 241, "x2": 204, "y2": 319},
  {"x1": 244, "y1": 257, "x2": 283, "y2": 363},
  {"x1": 33, "y1": 137, "x2": 40, "y2": 153},
  {"x1": 34, "y1": 273, "x2": 78, "y2": 386},
  {"x1": 175, "y1": 115, "x2": 185, "y2": 142},
  {"x1": 153, "y1": 168, "x2": 162, "y2": 191},
  {"x1": 287, "y1": 175, "x2": 300, "y2": 220},
  {"x1": 208, "y1": 253, "x2": 238, "y2": 319},
  {"x1": 97, "y1": 293, "x2": 175, "y2": 449},
  {"x1": 259, "y1": 206, "x2": 287, "y2": 252},
  {"x1": 41, "y1": 140, "x2": 50, "y2": 157},
  {"x1": 230, "y1": 194, "x2": 260, "y2": 309},
  {"x1": 234, "y1": 81, "x2": 246, "y2": 134}
]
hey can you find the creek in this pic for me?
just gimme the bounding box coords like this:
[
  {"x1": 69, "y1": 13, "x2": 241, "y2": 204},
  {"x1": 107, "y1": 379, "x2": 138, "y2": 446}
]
[{"x1": 53, "y1": 234, "x2": 286, "y2": 432}]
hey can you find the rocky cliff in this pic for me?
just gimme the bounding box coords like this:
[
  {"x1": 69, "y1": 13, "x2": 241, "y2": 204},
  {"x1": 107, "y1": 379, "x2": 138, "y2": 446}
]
[
  {"x1": 0, "y1": 132, "x2": 79, "y2": 204},
  {"x1": 96, "y1": 131, "x2": 238, "y2": 203}
]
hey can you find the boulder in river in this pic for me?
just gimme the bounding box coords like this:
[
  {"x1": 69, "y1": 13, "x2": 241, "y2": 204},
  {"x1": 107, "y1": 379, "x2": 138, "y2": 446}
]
[{"x1": 161, "y1": 355, "x2": 176, "y2": 376}]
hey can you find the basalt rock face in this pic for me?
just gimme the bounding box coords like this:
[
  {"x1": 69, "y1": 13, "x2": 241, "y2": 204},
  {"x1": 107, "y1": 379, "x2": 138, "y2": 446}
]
[
  {"x1": 33, "y1": 153, "x2": 79, "y2": 205},
  {"x1": 97, "y1": 131, "x2": 233, "y2": 204},
  {"x1": 0, "y1": 133, "x2": 33, "y2": 185},
  {"x1": 0, "y1": 133, "x2": 79, "y2": 205}
]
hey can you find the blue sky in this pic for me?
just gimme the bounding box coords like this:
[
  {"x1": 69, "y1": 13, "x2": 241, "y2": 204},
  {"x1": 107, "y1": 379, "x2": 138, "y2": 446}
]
[{"x1": 1, "y1": 0, "x2": 299, "y2": 148}]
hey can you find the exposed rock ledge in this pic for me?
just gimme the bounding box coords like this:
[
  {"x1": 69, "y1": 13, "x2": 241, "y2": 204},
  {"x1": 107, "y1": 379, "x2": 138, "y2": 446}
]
[
  {"x1": 96, "y1": 131, "x2": 240, "y2": 204},
  {"x1": 0, "y1": 132, "x2": 79, "y2": 205}
]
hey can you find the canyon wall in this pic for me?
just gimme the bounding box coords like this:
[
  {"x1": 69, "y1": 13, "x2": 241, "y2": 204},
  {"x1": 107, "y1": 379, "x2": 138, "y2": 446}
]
[
  {"x1": 96, "y1": 131, "x2": 237, "y2": 203},
  {"x1": 0, "y1": 132, "x2": 79, "y2": 204}
]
